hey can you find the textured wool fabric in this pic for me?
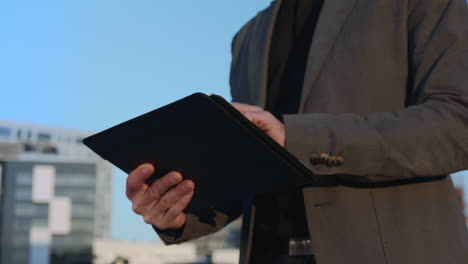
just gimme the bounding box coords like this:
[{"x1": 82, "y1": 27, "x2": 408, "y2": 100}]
[
  {"x1": 156, "y1": 0, "x2": 468, "y2": 263},
  {"x1": 251, "y1": 0, "x2": 324, "y2": 261}
]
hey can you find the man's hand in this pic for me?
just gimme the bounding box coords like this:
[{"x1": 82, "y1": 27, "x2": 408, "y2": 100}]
[
  {"x1": 231, "y1": 102, "x2": 285, "y2": 147},
  {"x1": 126, "y1": 163, "x2": 194, "y2": 230}
]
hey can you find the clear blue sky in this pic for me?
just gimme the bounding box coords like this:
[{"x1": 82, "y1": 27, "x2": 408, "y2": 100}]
[
  {"x1": 0, "y1": 0, "x2": 271, "y2": 241},
  {"x1": 1, "y1": 0, "x2": 467, "y2": 242}
]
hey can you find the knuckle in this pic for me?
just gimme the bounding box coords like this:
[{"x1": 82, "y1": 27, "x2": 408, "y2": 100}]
[
  {"x1": 147, "y1": 185, "x2": 161, "y2": 200},
  {"x1": 154, "y1": 201, "x2": 166, "y2": 213},
  {"x1": 253, "y1": 106, "x2": 263, "y2": 111},
  {"x1": 132, "y1": 204, "x2": 143, "y2": 215},
  {"x1": 164, "y1": 210, "x2": 176, "y2": 219},
  {"x1": 156, "y1": 222, "x2": 168, "y2": 230},
  {"x1": 183, "y1": 193, "x2": 193, "y2": 203},
  {"x1": 154, "y1": 201, "x2": 165, "y2": 212},
  {"x1": 143, "y1": 215, "x2": 153, "y2": 225},
  {"x1": 125, "y1": 190, "x2": 132, "y2": 200},
  {"x1": 175, "y1": 185, "x2": 188, "y2": 196},
  {"x1": 125, "y1": 179, "x2": 134, "y2": 194},
  {"x1": 153, "y1": 178, "x2": 171, "y2": 193},
  {"x1": 160, "y1": 197, "x2": 172, "y2": 208}
]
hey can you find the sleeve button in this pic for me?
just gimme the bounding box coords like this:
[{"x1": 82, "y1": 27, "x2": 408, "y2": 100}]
[
  {"x1": 319, "y1": 153, "x2": 330, "y2": 165},
  {"x1": 327, "y1": 156, "x2": 337, "y2": 167},
  {"x1": 335, "y1": 156, "x2": 344, "y2": 167},
  {"x1": 309, "y1": 153, "x2": 320, "y2": 165}
]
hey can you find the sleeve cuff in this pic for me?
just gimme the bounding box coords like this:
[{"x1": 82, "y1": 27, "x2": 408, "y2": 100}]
[{"x1": 283, "y1": 113, "x2": 387, "y2": 177}]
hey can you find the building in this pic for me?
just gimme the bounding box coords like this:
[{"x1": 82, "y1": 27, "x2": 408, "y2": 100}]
[
  {"x1": 454, "y1": 186, "x2": 467, "y2": 223},
  {"x1": 451, "y1": 171, "x2": 468, "y2": 224},
  {"x1": 93, "y1": 239, "x2": 239, "y2": 264},
  {"x1": 191, "y1": 219, "x2": 241, "y2": 258},
  {"x1": 0, "y1": 119, "x2": 112, "y2": 264},
  {"x1": 93, "y1": 239, "x2": 198, "y2": 264}
]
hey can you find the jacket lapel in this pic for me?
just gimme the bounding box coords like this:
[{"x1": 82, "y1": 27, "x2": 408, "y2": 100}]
[
  {"x1": 242, "y1": 0, "x2": 283, "y2": 108},
  {"x1": 298, "y1": 0, "x2": 359, "y2": 112}
]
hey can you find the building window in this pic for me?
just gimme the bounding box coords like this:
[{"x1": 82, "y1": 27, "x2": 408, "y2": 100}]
[
  {"x1": 0, "y1": 126, "x2": 11, "y2": 136},
  {"x1": 16, "y1": 174, "x2": 32, "y2": 186},
  {"x1": 37, "y1": 132, "x2": 51, "y2": 142},
  {"x1": 15, "y1": 188, "x2": 32, "y2": 201},
  {"x1": 17, "y1": 130, "x2": 22, "y2": 139},
  {"x1": 0, "y1": 164, "x2": 2, "y2": 198}
]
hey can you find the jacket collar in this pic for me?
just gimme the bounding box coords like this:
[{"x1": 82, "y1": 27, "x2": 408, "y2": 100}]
[{"x1": 248, "y1": 0, "x2": 358, "y2": 112}]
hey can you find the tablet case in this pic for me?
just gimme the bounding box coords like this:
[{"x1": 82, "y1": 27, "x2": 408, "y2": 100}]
[{"x1": 83, "y1": 93, "x2": 315, "y2": 213}]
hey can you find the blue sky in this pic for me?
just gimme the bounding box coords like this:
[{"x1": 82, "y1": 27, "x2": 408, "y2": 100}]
[
  {"x1": 0, "y1": 0, "x2": 271, "y2": 241},
  {"x1": 1, "y1": 0, "x2": 467, "y2": 242}
]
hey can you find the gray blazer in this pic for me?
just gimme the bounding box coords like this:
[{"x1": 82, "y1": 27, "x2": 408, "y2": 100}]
[{"x1": 158, "y1": 0, "x2": 468, "y2": 263}]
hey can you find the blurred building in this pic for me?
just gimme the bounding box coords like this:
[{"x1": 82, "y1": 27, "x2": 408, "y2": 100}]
[
  {"x1": 191, "y1": 218, "x2": 241, "y2": 258},
  {"x1": 93, "y1": 239, "x2": 239, "y2": 264},
  {"x1": 93, "y1": 239, "x2": 198, "y2": 264},
  {"x1": 0, "y1": 119, "x2": 112, "y2": 264},
  {"x1": 451, "y1": 171, "x2": 468, "y2": 224},
  {"x1": 454, "y1": 187, "x2": 467, "y2": 223}
]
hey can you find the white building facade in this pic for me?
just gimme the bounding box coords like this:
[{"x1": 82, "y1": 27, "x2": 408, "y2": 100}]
[{"x1": 0, "y1": 119, "x2": 112, "y2": 264}]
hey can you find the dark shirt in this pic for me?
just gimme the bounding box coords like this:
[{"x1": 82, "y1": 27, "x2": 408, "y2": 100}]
[
  {"x1": 251, "y1": 0, "x2": 324, "y2": 261},
  {"x1": 266, "y1": 0, "x2": 324, "y2": 120}
]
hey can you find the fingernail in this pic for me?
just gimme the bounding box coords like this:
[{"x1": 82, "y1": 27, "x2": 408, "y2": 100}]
[
  {"x1": 141, "y1": 166, "x2": 150, "y2": 176},
  {"x1": 170, "y1": 173, "x2": 182, "y2": 184},
  {"x1": 183, "y1": 181, "x2": 194, "y2": 192}
]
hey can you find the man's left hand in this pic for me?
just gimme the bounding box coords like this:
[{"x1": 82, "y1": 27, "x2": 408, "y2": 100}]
[{"x1": 231, "y1": 102, "x2": 285, "y2": 147}]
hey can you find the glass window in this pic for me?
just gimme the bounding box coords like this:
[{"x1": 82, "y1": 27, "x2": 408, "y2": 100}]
[
  {"x1": 13, "y1": 219, "x2": 31, "y2": 231},
  {"x1": 37, "y1": 132, "x2": 51, "y2": 142},
  {"x1": 14, "y1": 203, "x2": 48, "y2": 217},
  {"x1": 14, "y1": 204, "x2": 35, "y2": 216},
  {"x1": 55, "y1": 189, "x2": 95, "y2": 202},
  {"x1": 0, "y1": 126, "x2": 11, "y2": 136},
  {"x1": 53, "y1": 233, "x2": 93, "y2": 248},
  {"x1": 15, "y1": 189, "x2": 32, "y2": 201},
  {"x1": 72, "y1": 204, "x2": 95, "y2": 218},
  {"x1": 31, "y1": 218, "x2": 48, "y2": 228},
  {"x1": 71, "y1": 220, "x2": 94, "y2": 233},
  {"x1": 12, "y1": 233, "x2": 29, "y2": 246},
  {"x1": 55, "y1": 175, "x2": 95, "y2": 187},
  {"x1": 16, "y1": 174, "x2": 32, "y2": 186},
  {"x1": 0, "y1": 164, "x2": 3, "y2": 198},
  {"x1": 11, "y1": 247, "x2": 29, "y2": 262}
]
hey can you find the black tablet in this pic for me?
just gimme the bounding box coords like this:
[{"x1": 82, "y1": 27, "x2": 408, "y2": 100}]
[{"x1": 83, "y1": 93, "x2": 315, "y2": 212}]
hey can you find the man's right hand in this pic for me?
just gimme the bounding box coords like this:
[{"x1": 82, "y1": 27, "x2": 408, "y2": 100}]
[{"x1": 126, "y1": 163, "x2": 195, "y2": 230}]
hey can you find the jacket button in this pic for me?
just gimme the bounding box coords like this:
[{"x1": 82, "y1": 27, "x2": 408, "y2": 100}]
[
  {"x1": 335, "y1": 156, "x2": 344, "y2": 167},
  {"x1": 327, "y1": 156, "x2": 337, "y2": 167},
  {"x1": 319, "y1": 153, "x2": 330, "y2": 165},
  {"x1": 309, "y1": 153, "x2": 320, "y2": 165}
]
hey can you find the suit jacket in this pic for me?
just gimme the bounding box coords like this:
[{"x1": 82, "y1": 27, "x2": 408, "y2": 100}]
[{"x1": 158, "y1": 0, "x2": 468, "y2": 263}]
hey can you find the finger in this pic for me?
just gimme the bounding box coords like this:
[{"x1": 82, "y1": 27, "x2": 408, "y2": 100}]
[
  {"x1": 145, "y1": 171, "x2": 184, "y2": 201},
  {"x1": 151, "y1": 180, "x2": 194, "y2": 216},
  {"x1": 150, "y1": 211, "x2": 187, "y2": 230},
  {"x1": 164, "y1": 191, "x2": 194, "y2": 220},
  {"x1": 149, "y1": 191, "x2": 193, "y2": 229},
  {"x1": 242, "y1": 111, "x2": 285, "y2": 146},
  {"x1": 126, "y1": 163, "x2": 155, "y2": 200},
  {"x1": 135, "y1": 172, "x2": 184, "y2": 213},
  {"x1": 230, "y1": 102, "x2": 263, "y2": 113},
  {"x1": 242, "y1": 111, "x2": 270, "y2": 127}
]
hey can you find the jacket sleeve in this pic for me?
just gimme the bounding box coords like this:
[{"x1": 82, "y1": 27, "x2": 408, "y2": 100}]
[
  {"x1": 154, "y1": 202, "x2": 242, "y2": 245},
  {"x1": 283, "y1": 0, "x2": 468, "y2": 182}
]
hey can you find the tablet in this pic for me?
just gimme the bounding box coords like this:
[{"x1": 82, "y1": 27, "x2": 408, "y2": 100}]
[{"x1": 83, "y1": 93, "x2": 315, "y2": 212}]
